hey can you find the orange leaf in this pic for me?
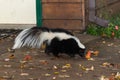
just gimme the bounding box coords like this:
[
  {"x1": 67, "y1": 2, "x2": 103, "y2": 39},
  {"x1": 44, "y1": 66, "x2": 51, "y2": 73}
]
[
  {"x1": 85, "y1": 51, "x2": 91, "y2": 59},
  {"x1": 24, "y1": 55, "x2": 32, "y2": 61},
  {"x1": 93, "y1": 51, "x2": 99, "y2": 56},
  {"x1": 112, "y1": 32, "x2": 115, "y2": 36}
]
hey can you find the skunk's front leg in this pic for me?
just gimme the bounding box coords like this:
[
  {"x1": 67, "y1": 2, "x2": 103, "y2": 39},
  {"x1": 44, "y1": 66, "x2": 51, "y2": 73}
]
[
  {"x1": 52, "y1": 51, "x2": 59, "y2": 57},
  {"x1": 45, "y1": 45, "x2": 51, "y2": 55}
]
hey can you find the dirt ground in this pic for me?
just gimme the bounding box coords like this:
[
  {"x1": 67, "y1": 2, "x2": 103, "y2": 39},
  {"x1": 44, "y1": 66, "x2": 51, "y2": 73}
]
[{"x1": 0, "y1": 30, "x2": 120, "y2": 80}]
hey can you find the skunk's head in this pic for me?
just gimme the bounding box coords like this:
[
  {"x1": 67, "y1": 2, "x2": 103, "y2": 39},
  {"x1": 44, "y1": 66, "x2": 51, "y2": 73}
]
[
  {"x1": 79, "y1": 48, "x2": 86, "y2": 57},
  {"x1": 71, "y1": 37, "x2": 86, "y2": 57}
]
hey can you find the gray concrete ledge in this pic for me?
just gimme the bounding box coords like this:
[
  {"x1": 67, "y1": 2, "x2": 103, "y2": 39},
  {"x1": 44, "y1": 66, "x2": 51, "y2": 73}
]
[{"x1": 0, "y1": 24, "x2": 36, "y2": 29}]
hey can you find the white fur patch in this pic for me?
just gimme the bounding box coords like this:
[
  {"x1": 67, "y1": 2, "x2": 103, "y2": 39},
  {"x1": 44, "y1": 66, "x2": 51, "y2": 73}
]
[
  {"x1": 12, "y1": 28, "x2": 85, "y2": 49},
  {"x1": 72, "y1": 37, "x2": 85, "y2": 49},
  {"x1": 12, "y1": 28, "x2": 30, "y2": 49},
  {"x1": 40, "y1": 31, "x2": 85, "y2": 49}
]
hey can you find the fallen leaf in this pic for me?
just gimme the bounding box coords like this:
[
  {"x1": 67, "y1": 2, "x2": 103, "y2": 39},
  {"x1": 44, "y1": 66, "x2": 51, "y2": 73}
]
[
  {"x1": 102, "y1": 41, "x2": 106, "y2": 44},
  {"x1": 39, "y1": 60, "x2": 48, "y2": 65},
  {"x1": 53, "y1": 65, "x2": 58, "y2": 70},
  {"x1": 52, "y1": 77, "x2": 56, "y2": 80},
  {"x1": 20, "y1": 73, "x2": 29, "y2": 76},
  {"x1": 108, "y1": 43, "x2": 114, "y2": 47},
  {"x1": 20, "y1": 60, "x2": 27, "y2": 64},
  {"x1": 99, "y1": 76, "x2": 109, "y2": 80},
  {"x1": 44, "y1": 73, "x2": 51, "y2": 77},
  {"x1": 4, "y1": 64, "x2": 12, "y2": 68},
  {"x1": 115, "y1": 72, "x2": 120, "y2": 79},
  {"x1": 7, "y1": 48, "x2": 15, "y2": 53},
  {"x1": 1, "y1": 75, "x2": 13, "y2": 80},
  {"x1": 99, "y1": 72, "x2": 120, "y2": 80},
  {"x1": 93, "y1": 51, "x2": 99, "y2": 56},
  {"x1": 76, "y1": 73, "x2": 83, "y2": 77},
  {"x1": 109, "y1": 75, "x2": 115, "y2": 80},
  {"x1": 62, "y1": 64, "x2": 71, "y2": 69},
  {"x1": 61, "y1": 70, "x2": 67, "y2": 73},
  {"x1": 85, "y1": 50, "x2": 91, "y2": 59},
  {"x1": 54, "y1": 72, "x2": 59, "y2": 75},
  {"x1": 87, "y1": 58, "x2": 95, "y2": 61},
  {"x1": 20, "y1": 63, "x2": 26, "y2": 69},
  {"x1": 111, "y1": 32, "x2": 115, "y2": 37},
  {"x1": 64, "y1": 75, "x2": 70, "y2": 78},
  {"x1": 85, "y1": 66, "x2": 94, "y2": 71},
  {"x1": 20, "y1": 60, "x2": 27, "y2": 69},
  {"x1": 9, "y1": 54, "x2": 15, "y2": 59},
  {"x1": 79, "y1": 64, "x2": 94, "y2": 71},
  {"x1": 101, "y1": 62, "x2": 114, "y2": 68},
  {"x1": 101, "y1": 62, "x2": 110, "y2": 67},
  {"x1": 59, "y1": 75, "x2": 70, "y2": 78},
  {"x1": 4, "y1": 58, "x2": 10, "y2": 62},
  {"x1": 24, "y1": 55, "x2": 32, "y2": 61}
]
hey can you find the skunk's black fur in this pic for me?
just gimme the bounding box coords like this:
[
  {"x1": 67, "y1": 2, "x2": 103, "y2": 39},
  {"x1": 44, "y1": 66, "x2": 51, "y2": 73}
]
[
  {"x1": 12, "y1": 26, "x2": 86, "y2": 58},
  {"x1": 45, "y1": 37, "x2": 86, "y2": 57}
]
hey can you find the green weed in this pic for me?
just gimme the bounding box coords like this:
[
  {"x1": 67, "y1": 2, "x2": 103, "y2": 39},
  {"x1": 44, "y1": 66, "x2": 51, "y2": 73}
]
[{"x1": 86, "y1": 14, "x2": 120, "y2": 38}]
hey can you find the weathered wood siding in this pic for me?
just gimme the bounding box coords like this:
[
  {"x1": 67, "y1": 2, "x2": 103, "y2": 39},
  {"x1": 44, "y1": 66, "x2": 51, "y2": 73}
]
[
  {"x1": 85, "y1": 0, "x2": 120, "y2": 26},
  {"x1": 96, "y1": 0, "x2": 120, "y2": 18},
  {"x1": 42, "y1": 0, "x2": 86, "y2": 30}
]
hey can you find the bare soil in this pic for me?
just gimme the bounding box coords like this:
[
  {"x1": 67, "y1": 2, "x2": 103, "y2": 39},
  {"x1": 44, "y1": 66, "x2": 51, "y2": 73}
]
[{"x1": 0, "y1": 30, "x2": 120, "y2": 80}]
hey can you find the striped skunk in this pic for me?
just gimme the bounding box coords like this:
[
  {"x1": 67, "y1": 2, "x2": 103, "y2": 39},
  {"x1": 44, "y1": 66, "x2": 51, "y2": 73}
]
[
  {"x1": 12, "y1": 26, "x2": 86, "y2": 57},
  {"x1": 45, "y1": 37, "x2": 86, "y2": 57}
]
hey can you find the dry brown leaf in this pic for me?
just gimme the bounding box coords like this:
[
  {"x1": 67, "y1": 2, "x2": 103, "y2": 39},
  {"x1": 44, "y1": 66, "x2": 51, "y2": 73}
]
[
  {"x1": 4, "y1": 64, "x2": 11, "y2": 68},
  {"x1": 40, "y1": 60, "x2": 48, "y2": 65},
  {"x1": 62, "y1": 64, "x2": 71, "y2": 69},
  {"x1": 20, "y1": 73, "x2": 29, "y2": 76},
  {"x1": 53, "y1": 65, "x2": 58, "y2": 70},
  {"x1": 44, "y1": 73, "x2": 51, "y2": 77},
  {"x1": 54, "y1": 72, "x2": 59, "y2": 75}
]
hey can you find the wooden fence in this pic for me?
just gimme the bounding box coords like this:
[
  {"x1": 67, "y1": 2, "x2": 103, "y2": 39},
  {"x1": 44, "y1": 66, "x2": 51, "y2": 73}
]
[
  {"x1": 42, "y1": 0, "x2": 86, "y2": 30},
  {"x1": 41, "y1": 0, "x2": 120, "y2": 30},
  {"x1": 96, "y1": 0, "x2": 120, "y2": 18}
]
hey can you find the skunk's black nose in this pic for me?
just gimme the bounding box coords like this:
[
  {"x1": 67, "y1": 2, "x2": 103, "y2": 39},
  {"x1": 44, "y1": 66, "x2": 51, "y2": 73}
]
[{"x1": 79, "y1": 49, "x2": 86, "y2": 57}]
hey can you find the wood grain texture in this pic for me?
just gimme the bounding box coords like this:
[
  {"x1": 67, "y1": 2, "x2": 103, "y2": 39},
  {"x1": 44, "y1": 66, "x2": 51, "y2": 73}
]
[
  {"x1": 42, "y1": 3, "x2": 82, "y2": 19},
  {"x1": 43, "y1": 20, "x2": 83, "y2": 30}
]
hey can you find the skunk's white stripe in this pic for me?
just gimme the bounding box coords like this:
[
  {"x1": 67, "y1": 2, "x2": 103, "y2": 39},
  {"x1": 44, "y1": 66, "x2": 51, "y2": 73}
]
[
  {"x1": 39, "y1": 32, "x2": 85, "y2": 49},
  {"x1": 72, "y1": 37, "x2": 85, "y2": 49},
  {"x1": 12, "y1": 28, "x2": 85, "y2": 49}
]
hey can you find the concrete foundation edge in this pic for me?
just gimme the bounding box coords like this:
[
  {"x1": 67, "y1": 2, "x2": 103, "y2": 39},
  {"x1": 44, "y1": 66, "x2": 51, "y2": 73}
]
[{"x1": 0, "y1": 24, "x2": 36, "y2": 29}]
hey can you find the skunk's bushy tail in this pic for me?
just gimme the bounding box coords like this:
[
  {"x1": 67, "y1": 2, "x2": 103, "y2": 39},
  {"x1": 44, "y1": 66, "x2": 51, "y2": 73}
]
[{"x1": 12, "y1": 27, "x2": 50, "y2": 49}]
